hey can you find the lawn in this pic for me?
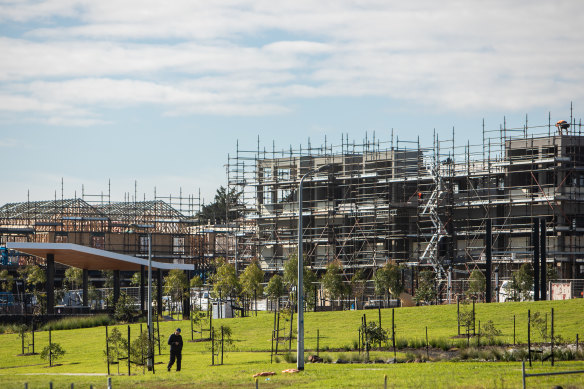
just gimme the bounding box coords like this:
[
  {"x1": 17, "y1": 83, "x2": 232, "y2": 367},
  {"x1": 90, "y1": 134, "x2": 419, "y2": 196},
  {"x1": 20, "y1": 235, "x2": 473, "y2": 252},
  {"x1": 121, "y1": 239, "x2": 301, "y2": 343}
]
[{"x1": 0, "y1": 299, "x2": 582, "y2": 388}]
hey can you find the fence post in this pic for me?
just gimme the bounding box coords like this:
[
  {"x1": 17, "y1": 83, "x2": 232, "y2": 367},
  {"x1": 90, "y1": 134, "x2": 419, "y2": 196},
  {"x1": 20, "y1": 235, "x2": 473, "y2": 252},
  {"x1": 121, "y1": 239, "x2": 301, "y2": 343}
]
[
  {"x1": 551, "y1": 308, "x2": 554, "y2": 366},
  {"x1": 127, "y1": 325, "x2": 131, "y2": 376},
  {"x1": 211, "y1": 327, "x2": 215, "y2": 366},
  {"x1": 426, "y1": 326, "x2": 429, "y2": 360},
  {"x1": 457, "y1": 297, "x2": 460, "y2": 336},
  {"x1": 527, "y1": 310, "x2": 531, "y2": 367},
  {"x1": 107, "y1": 376, "x2": 112, "y2": 389},
  {"x1": 105, "y1": 325, "x2": 110, "y2": 376},
  {"x1": 49, "y1": 329, "x2": 52, "y2": 367}
]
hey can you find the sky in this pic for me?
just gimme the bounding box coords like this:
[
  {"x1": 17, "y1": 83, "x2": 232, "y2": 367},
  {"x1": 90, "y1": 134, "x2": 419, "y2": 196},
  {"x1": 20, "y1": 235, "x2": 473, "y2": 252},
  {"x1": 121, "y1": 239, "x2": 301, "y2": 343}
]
[{"x1": 1, "y1": 0, "x2": 583, "y2": 208}]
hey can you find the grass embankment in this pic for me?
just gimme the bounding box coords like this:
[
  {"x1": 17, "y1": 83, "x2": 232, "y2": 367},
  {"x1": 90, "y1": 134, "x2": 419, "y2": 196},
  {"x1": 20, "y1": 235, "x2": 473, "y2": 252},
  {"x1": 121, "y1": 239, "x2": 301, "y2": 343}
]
[{"x1": 0, "y1": 299, "x2": 582, "y2": 388}]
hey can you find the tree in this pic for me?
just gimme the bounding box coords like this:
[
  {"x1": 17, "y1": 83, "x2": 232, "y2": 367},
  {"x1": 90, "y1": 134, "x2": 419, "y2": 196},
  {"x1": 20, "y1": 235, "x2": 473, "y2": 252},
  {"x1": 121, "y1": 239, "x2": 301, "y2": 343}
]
[
  {"x1": 0, "y1": 269, "x2": 14, "y2": 291},
  {"x1": 18, "y1": 265, "x2": 46, "y2": 292},
  {"x1": 414, "y1": 270, "x2": 437, "y2": 304},
  {"x1": 164, "y1": 269, "x2": 189, "y2": 316},
  {"x1": 130, "y1": 272, "x2": 141, "y2": 287},
  {"x1": 467, "y1": 269, "x2": 486, "y2": 300},
  {"x1": 18, "y1": 265, "x2": 46, "y2": 313},
  {"x1": 64, "y1": 267, "x2": 83, "y2": 290},
  {"x1": 114, "y1": 292, "x2": 137, "y2": 322},
  {"x1": 510, "y1": 263, "x2": 533, "y2": 301},
  {"x1": 265, "y1": 274, "x2": 285, "y2": 308},
  {"x1": 303, "y1": 267, "x2": 318, "y2": 310},
  {"x1": 190, "y1": 275, "x2": 204, "y2": 288},
  {"x1": 239, "y1": 261, "x2": 264, "y2": 314},
  {"x1": 321, "y1": 261, "x2": 347, "y2": 309},
  {"x1": 40, "y1": 343, "x2": 66, "y2": 366},
  {"x1": 351, "y1": 269, "x2": 367, "y2": 308},
  {"x1": 282, "y1": 254, "x2": 317, "y2": 304},
  {"x1": 198, "y1": 186, "x2": 242, "y2": 224},
  {"x1": 211, "y1": 259, "x2": 240, "y2": 300},
  {"x1": 374, "y1": 262, "x2": 403, "y2": 302}
]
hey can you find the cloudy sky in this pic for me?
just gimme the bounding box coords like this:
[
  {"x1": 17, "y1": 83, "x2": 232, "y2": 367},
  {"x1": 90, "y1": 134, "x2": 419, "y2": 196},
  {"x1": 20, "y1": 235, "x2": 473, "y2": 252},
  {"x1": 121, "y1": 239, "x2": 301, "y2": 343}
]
[{"x1": 1, "y1": 0, "x2": 583, "y2": 207}]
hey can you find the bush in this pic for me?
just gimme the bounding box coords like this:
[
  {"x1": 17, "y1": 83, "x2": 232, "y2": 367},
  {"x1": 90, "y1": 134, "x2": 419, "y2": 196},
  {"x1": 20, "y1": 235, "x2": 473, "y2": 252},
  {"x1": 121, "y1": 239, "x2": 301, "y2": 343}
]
[
  {"x1": 282, "y1": 352, "x2": 296, "y2": 363},
  {"x1": 42, "y1": 314, "x2": 114, "y2": 331}
]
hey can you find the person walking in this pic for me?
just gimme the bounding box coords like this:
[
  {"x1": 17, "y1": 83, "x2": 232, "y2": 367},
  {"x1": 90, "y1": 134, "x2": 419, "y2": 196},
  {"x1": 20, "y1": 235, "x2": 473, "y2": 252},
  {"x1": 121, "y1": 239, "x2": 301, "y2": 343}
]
[{"x1": 167, "y1": 328, "x2": 183, "y2": 372}]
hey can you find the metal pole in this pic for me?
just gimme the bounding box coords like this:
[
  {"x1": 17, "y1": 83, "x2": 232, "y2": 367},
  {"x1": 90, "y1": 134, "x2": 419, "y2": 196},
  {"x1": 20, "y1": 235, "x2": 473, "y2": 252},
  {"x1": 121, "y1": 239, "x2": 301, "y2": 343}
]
[
  {"x1": 147, "y1": 232, "x2": 153, "y2": 370},
  {"x1": 297, "y1": 164, "x2": 329, "y2": 371},
  {"x1": 297, "y1": 172, "x2": 305, "y2": 371}
]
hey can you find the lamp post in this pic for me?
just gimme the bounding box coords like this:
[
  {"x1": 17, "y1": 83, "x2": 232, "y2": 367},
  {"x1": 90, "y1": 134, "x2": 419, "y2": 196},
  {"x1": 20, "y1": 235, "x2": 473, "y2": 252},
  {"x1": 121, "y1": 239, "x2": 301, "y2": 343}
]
[
  {"x1": 128, "y1": 224, "x2": 154, "y2": 371},
  {"x1": 297, "y1": 164, "x2": 330, "y2": 371}
]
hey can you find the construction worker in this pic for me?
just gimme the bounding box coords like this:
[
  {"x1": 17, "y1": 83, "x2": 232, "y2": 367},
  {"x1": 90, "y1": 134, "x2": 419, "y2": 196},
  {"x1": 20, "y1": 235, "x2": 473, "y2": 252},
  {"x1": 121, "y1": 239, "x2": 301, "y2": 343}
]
[{"x1": 556, "y1": 120, "x2": 570, "y2": 135}]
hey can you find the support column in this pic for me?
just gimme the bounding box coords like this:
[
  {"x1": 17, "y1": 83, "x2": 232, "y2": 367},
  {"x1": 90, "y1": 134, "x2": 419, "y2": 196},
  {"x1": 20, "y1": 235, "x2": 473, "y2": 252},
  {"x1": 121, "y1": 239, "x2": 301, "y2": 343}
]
[
  {"x1": 157, "y1": 269, "x2": 163, "y2": 317},
  {"x1": 82, "y1": 269, "x2": 89, "y2": 307},
  {"x1": 485, "y1": 219, "x2": 492, "y2": 303},
  {"x1": 113, "y1": 270, "x2": 120, "y2": 308},
  {"x1": 182, "y1": 270, "x2": 190, "y2": 320},
  {"x1": 46, "y1": 254, "x2": 55, "y2": 315},
  {"x1": 540, "y1": 218, "x2": 547, "y2": 300},
  {"x1": 140, "y1": 265, "x2": 145, "y2": 313},
  {"x1": 533, "y1": 218, "x2": 540, "y2": 301}
]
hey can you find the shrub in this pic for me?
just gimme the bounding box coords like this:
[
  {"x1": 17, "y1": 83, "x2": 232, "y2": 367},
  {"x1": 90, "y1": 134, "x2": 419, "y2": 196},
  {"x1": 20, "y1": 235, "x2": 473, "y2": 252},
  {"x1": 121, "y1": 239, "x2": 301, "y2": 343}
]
[
  {"x1": 282, "y1": 352, "x2": 296, "y2": 363},
  {"x1": 42, "y1": 314, "x2": 114, "y2": 331}
]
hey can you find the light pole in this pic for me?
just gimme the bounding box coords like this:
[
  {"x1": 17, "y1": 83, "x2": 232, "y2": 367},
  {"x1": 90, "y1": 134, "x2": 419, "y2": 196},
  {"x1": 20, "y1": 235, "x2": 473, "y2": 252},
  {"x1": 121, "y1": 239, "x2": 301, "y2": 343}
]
[
  {"x1": 128, "y1": 223, "x2": 155, "y2": 371},
  {"x1": 297, "y1": 164, "x2": 330, "y2": 370}
]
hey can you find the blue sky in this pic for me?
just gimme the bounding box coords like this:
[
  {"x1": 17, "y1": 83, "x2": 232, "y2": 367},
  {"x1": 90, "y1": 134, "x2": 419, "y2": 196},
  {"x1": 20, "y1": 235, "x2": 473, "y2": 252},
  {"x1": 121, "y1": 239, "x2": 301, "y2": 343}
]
[{"x1": 1, "y1": 1, "x2": 583, "y2": 206}]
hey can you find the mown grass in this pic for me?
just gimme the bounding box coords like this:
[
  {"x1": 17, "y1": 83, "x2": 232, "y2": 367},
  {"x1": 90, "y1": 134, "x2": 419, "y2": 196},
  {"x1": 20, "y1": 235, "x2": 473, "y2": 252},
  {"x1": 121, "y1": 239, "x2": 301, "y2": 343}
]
[{"x1": 0, "y1": 299, "x2": 582, "y2": 388}]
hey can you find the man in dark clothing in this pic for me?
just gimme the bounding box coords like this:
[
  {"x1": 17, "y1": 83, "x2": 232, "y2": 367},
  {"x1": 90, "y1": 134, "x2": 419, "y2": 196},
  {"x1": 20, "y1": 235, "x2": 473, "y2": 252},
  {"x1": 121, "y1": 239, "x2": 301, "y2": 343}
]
[{"x1": 167, "y1": 328, "x2": 183, "y2": 371}]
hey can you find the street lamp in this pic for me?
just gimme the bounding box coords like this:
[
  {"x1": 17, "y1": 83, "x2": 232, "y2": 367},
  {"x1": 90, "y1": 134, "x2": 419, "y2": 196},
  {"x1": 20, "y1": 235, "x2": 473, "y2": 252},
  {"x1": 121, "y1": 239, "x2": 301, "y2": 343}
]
[
  {"x1": 297, "y1": 163, "x2": 330, "y2": 370},
  {"x1": 127, "y1": 223, "x2": 155, "y2": 371}
]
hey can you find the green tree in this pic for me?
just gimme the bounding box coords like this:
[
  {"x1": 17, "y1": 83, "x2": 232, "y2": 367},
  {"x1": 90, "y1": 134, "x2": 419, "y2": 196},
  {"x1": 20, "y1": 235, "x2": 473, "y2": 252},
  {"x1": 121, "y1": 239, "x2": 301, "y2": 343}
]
[
  {"x1": 321, "y1": 261, "x2": 347, "y2": 309},
  {"x1": 164, "y1": 269, "x2": 189, "y2": 316},
  {"x1": 198, "y1": 186, "x2": 242, "y2": 223},
  {"x1": 374, "y1": 261, "x2": 403, "y2": 302},
  {"x1": 130, "y1": 272, "x2": 141, "y2": 287},
  {"x1": 114, "y1": 292, "x2": 137, "y2": 322},
  {"x1": 40, "y1": 343, "x2": 66, "y2": 366},
  {"x1": 211, "y1": 260, "x2": 240, "y2": 299},
  {"x1": 0, "y1": 269, "x2": 14, "y2": 291},
  {"x1": 282, "y1": 254, "x2": 317, "y2": 305},
  {"x1": 414, "y1": 270, "x2": 437, "y2": 304},
  {"x1": 351, "y1": 269, "x2": 367, "y2": 308},
  {"x1": 239, "y1": 261, "x2": 264, "y2": 313},
  {"x1": 64, "y1": 267, "x2": 83, "y2": 290},
  {"x1": 467, "y1": 269, "x2": 486, "y2": 300},
  {"x1": 18, "y1": 265, "x2": 46, "y2": 292},
  {"x1": 511, "y1": 263, "x2": 533, "y2": 301},
  {"x1": 265, "y1": 274, "x2": 285, "y2": 308},
  {"x1": 190, "y1": 275, "x2": 204, "y2": 288},
  {"x1": 303, "y1": 267, "x2": 318, "y2": 310}
]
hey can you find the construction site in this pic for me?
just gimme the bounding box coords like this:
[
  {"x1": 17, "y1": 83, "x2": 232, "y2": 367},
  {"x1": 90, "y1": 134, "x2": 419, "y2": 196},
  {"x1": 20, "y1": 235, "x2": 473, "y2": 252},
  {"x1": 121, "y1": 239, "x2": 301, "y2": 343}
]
[
  {"x1": 0, "y1": 112, "x2": 583, "y2": 304},
  {"x1": 226, "y1": 114, "x2": 584, "y2": 298}
]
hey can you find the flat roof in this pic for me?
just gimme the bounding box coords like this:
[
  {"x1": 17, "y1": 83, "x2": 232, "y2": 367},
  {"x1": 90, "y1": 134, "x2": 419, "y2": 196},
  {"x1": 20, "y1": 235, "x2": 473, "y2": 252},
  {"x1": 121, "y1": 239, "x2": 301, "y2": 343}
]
[{"x1": 6, "y1": 242, "x2": 193, "y2": 271}]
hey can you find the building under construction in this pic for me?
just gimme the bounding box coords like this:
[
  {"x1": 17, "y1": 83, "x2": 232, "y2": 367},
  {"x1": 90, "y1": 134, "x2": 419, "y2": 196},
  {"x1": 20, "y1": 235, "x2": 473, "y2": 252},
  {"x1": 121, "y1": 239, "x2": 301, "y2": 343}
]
[
  {"x1": 227, "y1": 115, "x2": 584, "y2": 289},
  {"x1": 0, "y1": 187, "x2": 239, "y2": 279}
]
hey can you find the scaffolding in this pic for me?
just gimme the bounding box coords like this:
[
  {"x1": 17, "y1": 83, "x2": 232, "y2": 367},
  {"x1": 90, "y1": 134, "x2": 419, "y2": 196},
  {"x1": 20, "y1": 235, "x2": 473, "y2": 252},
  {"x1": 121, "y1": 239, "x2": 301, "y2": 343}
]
[
  {"x1": 227, "y1": 112, "x2": 584, "y2": 287},
  {"x1": 0, "y1": 182, "x2": 221, "y2": 275}
]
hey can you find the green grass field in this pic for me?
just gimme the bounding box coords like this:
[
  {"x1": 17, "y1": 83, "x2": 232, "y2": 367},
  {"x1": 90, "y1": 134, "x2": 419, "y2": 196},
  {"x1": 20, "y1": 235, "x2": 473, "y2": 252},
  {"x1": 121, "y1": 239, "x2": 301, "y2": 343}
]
[{"x1": 0, "y1": 299, "x2": 583, "y2": 388}]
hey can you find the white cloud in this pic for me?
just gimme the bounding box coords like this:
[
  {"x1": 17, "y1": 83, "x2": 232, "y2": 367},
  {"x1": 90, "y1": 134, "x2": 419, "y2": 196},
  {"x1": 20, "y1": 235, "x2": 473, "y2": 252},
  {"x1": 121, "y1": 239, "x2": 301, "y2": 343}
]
[{"x1": 1, "y1": 0, "x2": 583, "y2": 125}]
